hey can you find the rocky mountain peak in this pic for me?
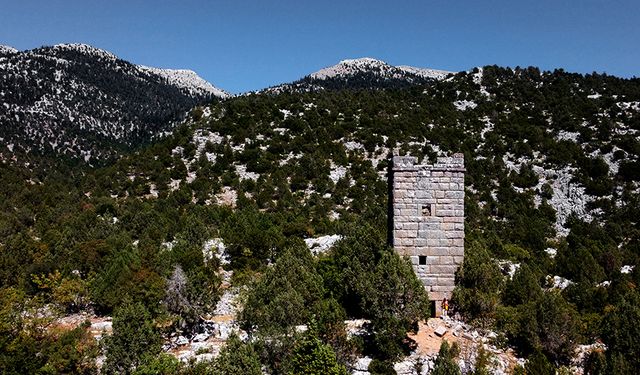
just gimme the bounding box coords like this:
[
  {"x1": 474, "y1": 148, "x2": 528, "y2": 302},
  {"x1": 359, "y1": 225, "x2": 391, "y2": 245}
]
[
  {"x1": 138, "y1": 65, "x2": 229, "y2": 98},
  {"x1": 0, "y1": 45, "x2": 19, "y2": 54},
  {"x1": 308, "y1": 57, "x2": 453, "y2": 81},
  {"x1": 47, "y1": 43, "x2": 119, "y2": 60},
  {"x1": 0, "y1": 43, "x2": 227, "y2": 164}
]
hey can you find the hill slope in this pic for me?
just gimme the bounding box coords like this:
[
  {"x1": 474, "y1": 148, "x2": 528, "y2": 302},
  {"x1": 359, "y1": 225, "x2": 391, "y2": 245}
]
[
  {"x1": 265, "y1": 57, "x2": 453, "y2": 93},
  {"x1": 0, "y1": 43, "x2": 227, "y2": 164},
  {"x1": 1, "y1": 64, "x2": 640, "y2": 372}
]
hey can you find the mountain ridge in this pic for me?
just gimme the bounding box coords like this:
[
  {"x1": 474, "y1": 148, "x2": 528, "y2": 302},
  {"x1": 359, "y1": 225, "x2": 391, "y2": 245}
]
[
  {"x1": 0, "y1": 43, "x2": 226, "y2": 165},
  {"x1": 261, "y1": 57, "x2": 454, "y2": 94},
  {"x1": 1, "y1": 50, "x2": 640, "y2": 373},
  {"x1": 308, "y1": 57, "x2": 453, "y2": 80},
  {"x1": 36, "y1": 43, "x2": 230, "y2": 98}
]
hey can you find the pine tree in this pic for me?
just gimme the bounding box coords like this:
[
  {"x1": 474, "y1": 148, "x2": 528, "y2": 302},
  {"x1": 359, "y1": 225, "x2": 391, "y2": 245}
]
[
  {"x1": 432, "y1": 341, "x2": 461, "y2": 375},
  {"x1": 102, "y1": 302, "x2": 161, "y2": 374},
  {"x1": 214, "y1": 334, "x2": 262, "y2": 375},
  {"x1": 289, "y1": 330, "x2": 347, "y2": 375}
]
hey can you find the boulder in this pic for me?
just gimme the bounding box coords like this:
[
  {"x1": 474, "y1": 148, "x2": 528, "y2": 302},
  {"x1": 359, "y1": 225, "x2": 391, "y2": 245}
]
[
  {"x1": 192, "y1": 332, "x2": 209, "y2": 342},
  {"x1": 352, "y1": 356, "x2": 372, "y2": 375}
]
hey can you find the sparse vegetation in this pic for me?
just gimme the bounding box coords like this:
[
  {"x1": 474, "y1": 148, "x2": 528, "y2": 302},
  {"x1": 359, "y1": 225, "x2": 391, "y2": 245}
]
[{"x1": 1, "y1": 64, "x2": 639, "y2": 372}]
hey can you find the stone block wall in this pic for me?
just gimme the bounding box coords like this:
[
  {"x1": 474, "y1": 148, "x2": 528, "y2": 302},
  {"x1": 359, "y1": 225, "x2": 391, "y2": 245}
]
[{"x1": 390, "y1": 154, "x2": 465, "y2": 316}]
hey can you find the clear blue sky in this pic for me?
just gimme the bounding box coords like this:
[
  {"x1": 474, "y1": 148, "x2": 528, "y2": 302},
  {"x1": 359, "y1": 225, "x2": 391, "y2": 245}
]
[{"x1": 1, "y1": 0, "x2": 638, "y2": 93}]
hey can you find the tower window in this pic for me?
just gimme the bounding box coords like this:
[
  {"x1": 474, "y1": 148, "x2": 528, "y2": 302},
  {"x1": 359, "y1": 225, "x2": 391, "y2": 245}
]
[
  {"x1": 419, "y1": 256, "x2": 427, "y2": 265},
  {"x1": 422, "y1": 205, "x2": 431, "y2": 216}
]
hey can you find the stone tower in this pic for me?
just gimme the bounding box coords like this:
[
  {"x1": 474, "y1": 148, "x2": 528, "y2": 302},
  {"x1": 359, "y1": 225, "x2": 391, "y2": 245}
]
[{"x1": 390, "y1": 154, "x2": 465, "y2": 316}]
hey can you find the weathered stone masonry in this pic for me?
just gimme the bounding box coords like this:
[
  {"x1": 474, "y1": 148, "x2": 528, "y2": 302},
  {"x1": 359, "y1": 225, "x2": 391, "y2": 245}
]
[{"x1": 390, "y1": 154, "x2": 465, "y2": 316}]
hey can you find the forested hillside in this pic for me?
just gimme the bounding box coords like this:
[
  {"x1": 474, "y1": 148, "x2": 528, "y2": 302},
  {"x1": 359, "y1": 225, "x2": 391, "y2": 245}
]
[
  {"x1": 1, "y1": 65, "x2": 639, "y2": 374},
  {"x1": 0, "y1": 43, "x2": 226, "y2": 166},
  {"x1": 264, "y1": 57, "x2": 452, "y2": 93}
]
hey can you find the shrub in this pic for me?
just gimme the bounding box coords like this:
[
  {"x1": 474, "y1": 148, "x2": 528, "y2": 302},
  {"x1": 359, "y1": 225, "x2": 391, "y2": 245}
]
[
  {"x1": 214, "y1": 334, "x2": 262, "y2": 375},
  {"x1": 536, "y1": 291, "x2": 580, "y2": 364},
  {"x1": 132, "y1": 353, "x2": 181, "y2": 375},
  {"x1": 239, "y1": 242, "x2": 325, "y2": 334},
  {"x1": 368, "y1": 359, "x2": 396, "y2": 375},
  {"x1": 102, "y1": 302, "x2": 161, "y2": 374},
  {"x1": 432, "y1": 341, "x2": 461, "y2": 375},
  {"x1": 290, "y1": 330, "x2": 348, "y2": 375},
  {"x1": 618, "y1": 161, "x2": 640, "y2": 181},
  {"x1": 525, "y1": 350, "x2": 554, "y2": 375},
  {"x1": 502, "y1": 264, "x2": 542, "y2": 306},
  {"x1": 319, "y1": 223, "x2": 429, "y2": 360},
  {"x1": 601, "y1": 291, "x2": 640, "y2": 372},
  {"x1": 452, "y1": 241, "x2": 503, "y2": 327}
]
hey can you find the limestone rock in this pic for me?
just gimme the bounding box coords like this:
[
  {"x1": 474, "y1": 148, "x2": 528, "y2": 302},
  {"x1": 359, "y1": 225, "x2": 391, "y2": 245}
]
[
  {"x1": 304, "y1": 234, "x2": 342, "y2": 255},
  {"x1": 351, "y1": 356, "x2": 372, "y2": 375},
  {"x1": 192, "y1": 332, "x2": 209, "y2": 342}
]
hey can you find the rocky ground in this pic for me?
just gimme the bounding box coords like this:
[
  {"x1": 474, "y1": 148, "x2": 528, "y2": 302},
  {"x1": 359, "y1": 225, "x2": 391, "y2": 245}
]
[
  {"x1": 165, "y1": 267, "x2": 246, "y2": 363},
  {"x1": 51, "y1": 238, "x2": 602, "y2": 373},
  {"x1": 351, "y1": 316, "x2": 523, "y2": 375}
]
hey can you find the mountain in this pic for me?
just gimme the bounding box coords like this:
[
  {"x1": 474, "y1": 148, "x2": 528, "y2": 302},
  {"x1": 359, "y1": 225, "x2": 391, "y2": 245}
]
[
  {"x1": 308, "y1": 57, "x2": 452, "y2": 81},
  {"x1": 3, "y1": 65, "x2": 634, "y2": 371},
  {"x1": 153, "y1": 67, "x2": 639, "y2": 237},
  {"x1": 264, "y1": 57, "x2": 453, "y2": 93},
  {"x1": 0, "y1": 45, "x2": 18, "y2": 54},
  {"x1": 137, "y1": 65, "x2": 228, "y2": 98},
  {"x1": 0, "y1": 43, "x2": 228, "y2": 165},
  {"x1": 1, "y1": 52, "x2": 640, "y2": 372}
]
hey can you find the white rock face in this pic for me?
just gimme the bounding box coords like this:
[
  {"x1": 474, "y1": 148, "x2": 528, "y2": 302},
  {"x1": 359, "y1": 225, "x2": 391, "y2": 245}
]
[
  {"x1": 202, "y1": 238, "x2": 230, "y2": 265},
  {"x1": 573, "y1": 342, "x2": 607, "y2": 367},
  {"x1": 621, "y1": 265, "x2": 635, "y2": 274},
  {"x1": 138, "y1": 65, "x2": 229, "y2": 98},
  {"x1": 213, "y1": 287, "x2": 241, "y2": 317},
  {"x1": 304, "y1": 234, "x2": 342, "y2": 255},
  {"x1": 235, "y1": 164, "x2": 260, "y2": 181},
  {"x1": 544, "y1": 247, "x2": 558, "y2": 258},
  {"x1": 556, "y1": 130, "x2": 581, "y2": 142},
  {"x1": 192, "y1": 130, "x2": 225, "y2": 162},
  {"x1": 498, "y1": 260, "x2": 521, "y2": 279},
  {"x1": 548, "y1": 275, "x2": 574, "y2": 290},
  {"x1": 52, "y1": 43, "x2": 118, "y2": 60},
  {"x1": 453, "y1": 99, "x2": 477, "y2": 111},
  {"x1": 352, "y1": 356, "x2": 373, "y2": 375},
  {"x1": 216, "y1": 186, "x2": 237, "y2": 207},
  {"x1": 310, "y1": 58, "x2": 386, "y2": 79},
  {"x1": 344, "y1": 140, "x2": 365, "y2": 151},
  {"x1": 0, "y1": 45, "x2": 18, "y2": 54},
  {"x1": 91, "y1": 321, "x2": 112, "y2": 332},
  {"x1": 329, "y1": 164, "x2": 348, "y2": 184},
  {"x1": 393, "y1": 355, "x2": 435, "y2": 375},
  {"x1": 345, "y1": 319, "x2": 370, "y2": 338},
  {"x1": 309, "y1": 57, "x2": 452, "y2": 81},
  {"x1": 469, "y1": 67, "x2": 491, "y2": 97},
  {"x1": 192, "y1": 333, "x2": 209, "y2": 342},
  {"x1": 397, "y1": 65, "x2": 452, "y2": 80},
  {"x1": 618, "y1": 101, "x2": 640, "y2": 111},
  {"x1": 547, "y1": 168, "x2": 596, "y2": 236}
]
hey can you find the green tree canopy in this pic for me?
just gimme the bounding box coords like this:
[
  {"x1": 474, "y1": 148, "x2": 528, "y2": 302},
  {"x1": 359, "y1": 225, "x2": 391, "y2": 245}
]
[{"x1": 103, "y1": 302, "x2": 161, "y2": 374}]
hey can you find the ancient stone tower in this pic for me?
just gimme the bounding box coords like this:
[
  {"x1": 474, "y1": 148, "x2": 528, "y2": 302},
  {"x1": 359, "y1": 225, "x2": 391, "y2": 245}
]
[{"x1": 390, "y1": 154, "x2": 465, "y2": 316}]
